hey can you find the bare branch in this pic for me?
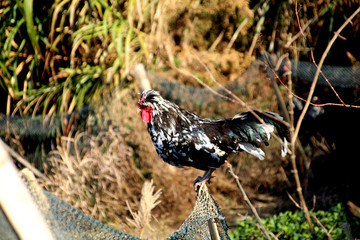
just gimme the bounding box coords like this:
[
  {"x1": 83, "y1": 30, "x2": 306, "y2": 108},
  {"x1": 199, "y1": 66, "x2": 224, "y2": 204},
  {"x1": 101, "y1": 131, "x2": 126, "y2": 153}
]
[
  {"x1": 310, "y1": 213, "x2": 334, "y2": 240},
  {"x1": 226, "y1": 161, "x2": 277, "y2": 240},
  {"x1": 293, "y1": 3, "x2": 360, "y2": 143}
]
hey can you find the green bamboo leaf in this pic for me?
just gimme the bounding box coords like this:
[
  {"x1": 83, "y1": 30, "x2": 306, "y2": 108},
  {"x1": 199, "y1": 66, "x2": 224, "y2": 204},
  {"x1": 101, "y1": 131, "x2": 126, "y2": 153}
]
[
  {"x1": 23, "y1": 0, "x2": 43, "y2": 58},
  {"x1": 76, "y1": 81, "x2": 91, "y2": 108},
  {"x1": 0, "y1": 61, "x2": 11, "y2": 83},
  {"x1": 94, "y1": 0, "x2": 123, "y2": 20},
  {"x1": 72, "y1": 23, "x2": 106, "y2": 46},
  {"x1": 112, "y1": 20, "x2": 126, "y2": 65},
  {"x1": 3, "y1": 18, "x2": 25, "y2": 58},
  {"x1": 0, "y1": 62, "x2": 10, "y2": 91},
  {"x1": 102, "y1": 8, "x2": 111, "y2": 37}
]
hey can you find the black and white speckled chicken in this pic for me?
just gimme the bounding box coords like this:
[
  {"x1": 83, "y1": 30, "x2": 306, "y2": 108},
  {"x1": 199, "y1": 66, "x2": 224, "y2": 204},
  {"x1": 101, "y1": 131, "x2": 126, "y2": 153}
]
[{"x1": 138, "y1": 89, "x2": 290, "y2": 189}]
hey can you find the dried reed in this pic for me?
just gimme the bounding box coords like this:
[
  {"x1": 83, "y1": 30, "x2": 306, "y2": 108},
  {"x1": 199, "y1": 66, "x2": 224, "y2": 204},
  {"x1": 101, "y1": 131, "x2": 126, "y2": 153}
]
[
  {"x1": 43, "y1": 127, "x2": 143, "y2": 224},
  {"x1": 126, "y1": 180, "x2": 162, "y2": 238}
]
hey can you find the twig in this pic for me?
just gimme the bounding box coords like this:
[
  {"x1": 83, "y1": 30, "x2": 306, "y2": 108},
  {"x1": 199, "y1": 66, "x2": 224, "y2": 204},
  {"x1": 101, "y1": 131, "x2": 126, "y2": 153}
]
[
  {"x1": 310, "y1": 213, "x2": 334, "y2": 240},
  {"x1": 174, "y1": 67, "x2": 236, "y2": 103},
  {"x1": 226, "y1": 161, "x2": 276, "y2": 240},
  {"x1": 286, "y1": 192, "x2": 301, "y2": 209},
  {"x1": 209, "y1": 30, "x2": 225, "y2": 52},
  {"x1": 288, "y1": 192, "x2": 333, "y2": 240},
  {"x1": 285, "y1": 49, "x2": 314, "y2": 232},
  {"x1": 284, "y1": 18, "x2": 314, "y2": 49},
  {"x1": 226, "y1": 18, "x2": 249, "y2": 51}
]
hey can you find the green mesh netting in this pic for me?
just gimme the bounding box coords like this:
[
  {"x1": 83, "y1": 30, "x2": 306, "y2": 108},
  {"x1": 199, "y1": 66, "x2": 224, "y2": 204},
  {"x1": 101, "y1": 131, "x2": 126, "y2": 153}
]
[
  {"x1": 263, "y1": 53, "x2": 360, "y2": 88},
  {"x1": 167, "y1": 184, "x2": 229, "y2": 240},
  {"x1": 0, "y1": 170, "x2": 229, "y2": 240}
]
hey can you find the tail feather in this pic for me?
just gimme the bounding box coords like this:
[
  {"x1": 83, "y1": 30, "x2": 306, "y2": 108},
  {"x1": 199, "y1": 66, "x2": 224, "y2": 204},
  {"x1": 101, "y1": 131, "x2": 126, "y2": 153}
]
[
  {"x1": 232, "y1": 110, "x2": 290, "y2": 158},
  {"x1": 239, "y1": 142, "x2": 266, "y2": 160},
  {"x1": 264, "y1": 112, "x2": 290, "y2": 157},
  {"x1": 281, "y1": 138, "x2": 288, "y2": 157},
  {"x1": 263, "y1": 111, "x2": 290, "y2": 157}
]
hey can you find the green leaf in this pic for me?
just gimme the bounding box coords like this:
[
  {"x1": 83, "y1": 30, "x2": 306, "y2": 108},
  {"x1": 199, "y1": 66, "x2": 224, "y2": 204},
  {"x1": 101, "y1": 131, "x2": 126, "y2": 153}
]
[{"x1": 23, "y1": 0, "x2": 43, "y2": 58}]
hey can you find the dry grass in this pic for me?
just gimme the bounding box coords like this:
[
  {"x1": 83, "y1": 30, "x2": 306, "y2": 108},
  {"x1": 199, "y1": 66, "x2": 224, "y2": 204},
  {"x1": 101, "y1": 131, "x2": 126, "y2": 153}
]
[
  {"x1": 137, "y1": 0, "x2": 254, "y2": 86},
  {"x1": 126, "y1": 179, "x2": 162, "y2": 238},
  {"x1": 42, "y1": 125, "x2": 143, "y2": 226}
]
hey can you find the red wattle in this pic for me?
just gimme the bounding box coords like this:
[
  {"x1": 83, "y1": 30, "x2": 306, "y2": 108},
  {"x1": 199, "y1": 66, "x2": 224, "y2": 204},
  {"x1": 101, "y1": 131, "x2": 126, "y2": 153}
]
[{"x1": 140, "y1": 106, "x2": 153, "y2": 123}]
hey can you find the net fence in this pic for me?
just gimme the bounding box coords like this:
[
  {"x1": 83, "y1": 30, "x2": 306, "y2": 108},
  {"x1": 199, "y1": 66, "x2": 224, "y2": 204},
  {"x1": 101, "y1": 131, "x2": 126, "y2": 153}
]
[{"x1": 263, "y1": 53, "x2": 360, "y2": 88}]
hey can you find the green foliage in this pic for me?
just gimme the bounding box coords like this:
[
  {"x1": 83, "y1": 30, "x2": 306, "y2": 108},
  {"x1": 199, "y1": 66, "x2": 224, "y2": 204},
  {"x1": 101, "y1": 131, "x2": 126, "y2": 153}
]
[
  {"x1": 0, "y1": 0, "x2": 148, "y2": 115},
  {"x1": 0, "y1": 0, "x2": 49, "y2": 105},
  {"x1": 229, "y1": 203, "x2": 360, "y2": 240}
]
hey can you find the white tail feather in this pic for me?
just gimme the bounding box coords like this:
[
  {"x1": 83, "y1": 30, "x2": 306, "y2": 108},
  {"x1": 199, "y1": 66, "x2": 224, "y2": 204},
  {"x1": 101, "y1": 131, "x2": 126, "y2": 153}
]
[
  {"x1": 239, "y1": 143, "x2": 265, "y2": 160},
  {"x1": 281, "y1": 138, "x2": 288, "y2": 157}
]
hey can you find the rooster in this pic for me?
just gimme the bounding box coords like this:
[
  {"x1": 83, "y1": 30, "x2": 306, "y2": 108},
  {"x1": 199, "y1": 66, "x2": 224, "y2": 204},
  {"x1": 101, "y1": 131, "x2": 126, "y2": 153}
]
[{"x1": 138, "y1": 89, "x2": 289, "y2": 189}]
